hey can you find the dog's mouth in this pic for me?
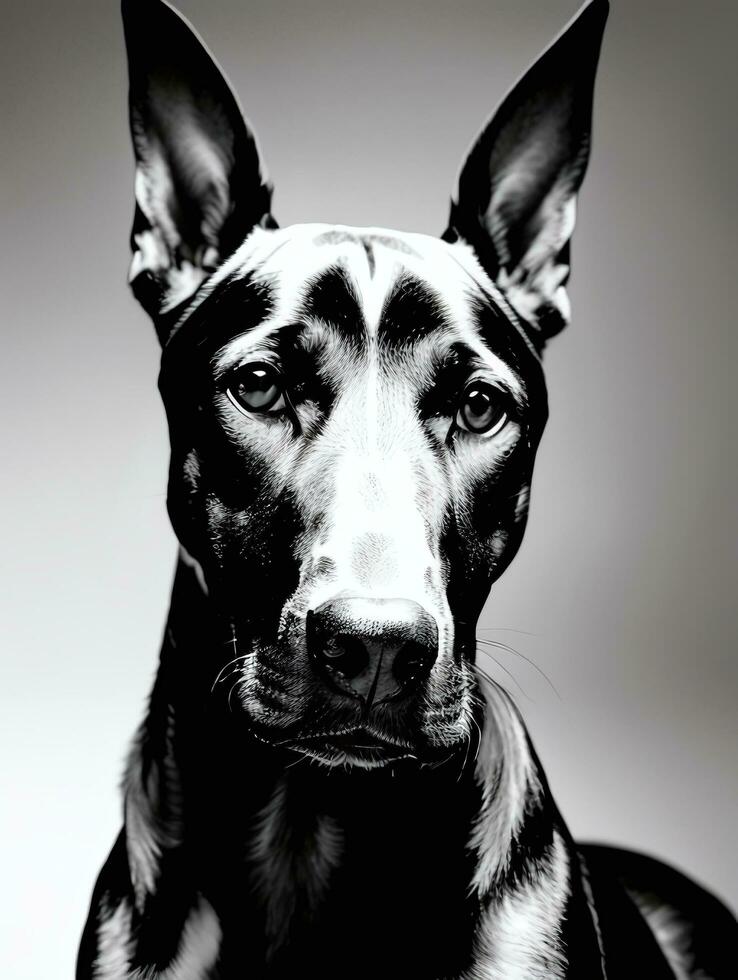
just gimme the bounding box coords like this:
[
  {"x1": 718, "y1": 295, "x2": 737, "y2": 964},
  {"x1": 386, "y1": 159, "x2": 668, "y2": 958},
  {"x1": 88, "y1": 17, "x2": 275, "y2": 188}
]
[
  {"x1": 232, "y1": 634, "x2": 479, "y2": 770},
  {"x1": 279, "y1": 728, "x2": 469, "y2": 771},
  {"x1": 282, "y1": 728, "x2": 419, "y2": 769}
]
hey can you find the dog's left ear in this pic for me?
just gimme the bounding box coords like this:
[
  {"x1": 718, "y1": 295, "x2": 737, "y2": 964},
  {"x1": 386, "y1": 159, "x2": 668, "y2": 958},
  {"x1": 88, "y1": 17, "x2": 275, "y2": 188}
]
[
  {"x1": 443, "y1": 0, "x2": 608, "y2": 347},
  {"x1": 122, "y1": 0, "x2": 275, "y2": 339}
]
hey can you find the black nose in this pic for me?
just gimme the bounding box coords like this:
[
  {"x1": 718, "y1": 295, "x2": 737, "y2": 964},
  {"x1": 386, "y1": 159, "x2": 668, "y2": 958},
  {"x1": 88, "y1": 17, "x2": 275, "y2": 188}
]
[{"x1": 306, "y1": 597, "x2": 438, "y2": 707}]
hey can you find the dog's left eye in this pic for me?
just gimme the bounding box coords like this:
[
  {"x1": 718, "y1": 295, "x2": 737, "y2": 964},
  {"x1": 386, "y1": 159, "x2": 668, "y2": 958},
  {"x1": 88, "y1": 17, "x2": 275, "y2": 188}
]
[
  {"x1": 456, "y1": 381, "x2": 508, "y2": 436},
  {"x1": 226, "y1": 363, "x2": 286, "y2": 414}
]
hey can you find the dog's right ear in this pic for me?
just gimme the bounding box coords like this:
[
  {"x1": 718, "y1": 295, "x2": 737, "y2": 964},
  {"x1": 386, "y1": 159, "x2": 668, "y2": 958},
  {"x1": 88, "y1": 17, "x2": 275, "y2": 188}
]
[{"x1": 122, "y1": 0, "x2": 275, "y2": 340}]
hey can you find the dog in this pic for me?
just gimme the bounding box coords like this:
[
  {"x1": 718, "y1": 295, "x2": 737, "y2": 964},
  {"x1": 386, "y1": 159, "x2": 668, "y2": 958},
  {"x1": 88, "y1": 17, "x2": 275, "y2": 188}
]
[{"x1": 77, "y1": 0, "x2": 735, "y2": 976}]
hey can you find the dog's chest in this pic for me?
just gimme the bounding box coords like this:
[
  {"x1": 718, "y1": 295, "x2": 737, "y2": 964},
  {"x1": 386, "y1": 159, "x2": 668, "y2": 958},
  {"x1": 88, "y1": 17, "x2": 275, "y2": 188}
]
[{"x1": 208, "y1": 771, "x2": 482, "y2": 978}]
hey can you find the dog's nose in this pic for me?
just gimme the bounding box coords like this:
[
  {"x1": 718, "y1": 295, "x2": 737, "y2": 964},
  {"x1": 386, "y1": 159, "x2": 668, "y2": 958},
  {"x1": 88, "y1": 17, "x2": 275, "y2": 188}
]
[{"x1": 306, "y1": 597, "x2": 438, "y2": 707}]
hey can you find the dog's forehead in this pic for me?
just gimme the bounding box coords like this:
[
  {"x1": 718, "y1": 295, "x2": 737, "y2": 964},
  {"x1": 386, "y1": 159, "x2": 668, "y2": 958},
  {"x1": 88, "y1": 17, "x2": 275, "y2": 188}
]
[
  {"x1": 182, "y1": 224, "x2": 540, "y2": 389},
  {"x1": 215, "y1": 223, "x2": 491, "y2": 321}
]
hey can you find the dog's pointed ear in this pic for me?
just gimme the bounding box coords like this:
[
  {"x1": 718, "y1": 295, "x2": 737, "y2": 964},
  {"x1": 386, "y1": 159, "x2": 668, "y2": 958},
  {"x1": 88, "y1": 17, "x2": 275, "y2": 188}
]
[
  {"x1": 122, "y1": 0, "x2": 275, "y2": 340},
  {"x1": 443, "y1": 0, "x2": 608, "y2": 348}
]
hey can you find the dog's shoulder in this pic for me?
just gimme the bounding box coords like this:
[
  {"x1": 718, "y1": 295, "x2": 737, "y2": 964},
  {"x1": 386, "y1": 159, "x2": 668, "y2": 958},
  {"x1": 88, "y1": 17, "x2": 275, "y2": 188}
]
[{"x1": 580, "y1": 842, "x2": 737, "y2": 979}]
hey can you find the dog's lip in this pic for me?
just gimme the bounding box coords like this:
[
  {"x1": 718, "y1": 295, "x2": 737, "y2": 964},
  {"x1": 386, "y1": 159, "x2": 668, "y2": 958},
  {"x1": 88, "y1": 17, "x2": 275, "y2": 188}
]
[
  {"x1": 300, "y1": 729, "x2": 409, "y2": 751},
  {"x1": 282, "y1": 728, "x2": 416, "y2": 761},
  {"x1": 244, "y1": 723, "x2": 410, "y2": 754},
  {"x1": 291, "y1": 730, "x2": 419, "y2": 767}
]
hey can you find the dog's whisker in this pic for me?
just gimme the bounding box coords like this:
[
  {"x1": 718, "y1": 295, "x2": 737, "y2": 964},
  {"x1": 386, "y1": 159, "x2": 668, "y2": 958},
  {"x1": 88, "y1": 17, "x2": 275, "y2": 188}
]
[
  {"x1": 476, "y1": 647, "x2": 531, "y2": 702},
  {"x1": 213, "y1": 665, "x2": 246, "y2": 691},
  {"x1": 476, "y1": 626, "x2": 536, "y2": 637},
  {"x1": 457, "y1": 731, "x2": 471, "y2": 782},
  {"x1": 226, "y1": 678, "x2": 242, "y2": 713},
  {"x1": 469, "y1": 712, "x2": 483, "y2": 765},
  {"x1": 474, "y1": 663, "x2": 507, "y2": 695},
  {"x1": 210, "y1": 655, "x2": 250, "y2": 693},
  {"x1": 477, "y1": 636, "x2": 560, "y2": 700}
]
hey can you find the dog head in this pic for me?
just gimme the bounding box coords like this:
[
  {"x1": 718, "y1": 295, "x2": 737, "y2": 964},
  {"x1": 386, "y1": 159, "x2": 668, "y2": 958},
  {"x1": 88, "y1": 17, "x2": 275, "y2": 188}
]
[{"x1": 122, "y1": 0, "x2": 607, "y2": 768}]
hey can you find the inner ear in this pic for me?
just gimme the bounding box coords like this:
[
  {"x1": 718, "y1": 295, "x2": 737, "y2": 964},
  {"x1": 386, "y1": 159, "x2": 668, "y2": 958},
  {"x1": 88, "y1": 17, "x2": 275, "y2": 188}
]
[{"x1": 443, "y1": 0, "x2": 609, "y2": 348}]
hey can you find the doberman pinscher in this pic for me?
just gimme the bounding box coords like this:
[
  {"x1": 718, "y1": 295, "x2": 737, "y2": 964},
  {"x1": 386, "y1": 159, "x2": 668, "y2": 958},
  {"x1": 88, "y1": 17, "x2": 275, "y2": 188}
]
[{"x1": 78, "y1": 1, "x2": 735, "y2": 976}]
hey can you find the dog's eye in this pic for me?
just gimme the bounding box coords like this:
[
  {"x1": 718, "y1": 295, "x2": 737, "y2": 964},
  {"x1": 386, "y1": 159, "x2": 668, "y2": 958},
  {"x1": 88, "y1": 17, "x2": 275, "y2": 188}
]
[
  {"x1": 456, "y1": 382, "x2": 508, "y2": 435},
  {"x1": 226, "y1": 363, "x2": 286, "y2": 414}
]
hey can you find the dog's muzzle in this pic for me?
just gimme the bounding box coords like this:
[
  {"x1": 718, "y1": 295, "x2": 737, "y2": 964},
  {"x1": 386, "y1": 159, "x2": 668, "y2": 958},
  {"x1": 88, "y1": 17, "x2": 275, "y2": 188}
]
[{"x1": 306, "y1": 597, "x2": 438, "y2": 709}]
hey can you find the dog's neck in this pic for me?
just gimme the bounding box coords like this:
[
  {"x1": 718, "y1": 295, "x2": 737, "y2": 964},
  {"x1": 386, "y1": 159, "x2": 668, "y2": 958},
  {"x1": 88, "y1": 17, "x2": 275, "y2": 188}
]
[{"x1": 121, "y1": 558, "x2": 604, "y2": 978}]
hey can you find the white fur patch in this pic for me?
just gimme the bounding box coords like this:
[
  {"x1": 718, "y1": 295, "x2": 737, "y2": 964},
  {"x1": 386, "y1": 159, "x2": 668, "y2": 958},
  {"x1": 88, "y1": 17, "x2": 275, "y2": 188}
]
[
  {"x1": 92, "y1": 900, "x2": 134, "y2": 979},
  {"x1": 125, "y1": 786, "x2": 161, "y2": 911},
  {"x1": 462, "y1": 675, "x2": 570, "y2": 979},
  {"x1": 93, "y1": 896, "x2": 221, "y2": 980},
  {"x1": 464, "y1": 832, "x2": 570, "y2": 980},
  {"x1": 468, "y1": 675, "x2": 541, "y2": 895},
  {"x1": 124, "y1": 708, "x2": 184, "y2": 911}
]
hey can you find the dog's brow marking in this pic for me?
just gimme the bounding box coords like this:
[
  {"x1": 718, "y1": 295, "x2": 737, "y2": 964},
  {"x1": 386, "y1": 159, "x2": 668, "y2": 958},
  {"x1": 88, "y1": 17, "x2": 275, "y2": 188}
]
[
  {"x1": 377, "y1": 272, "x2": 450, "y2": 344},
  {"x1": 202, "y1": 225, "x2": 528, "y2": 390},
  {"x1": 212, "y1": 320, "x2": 282, "y2": 372},
  {"x1": 453, "y1": 323, "x2": 525, "y2": 400},
  {"x1": 300, "y1": 264, "x2": 365, "y2": 336}
]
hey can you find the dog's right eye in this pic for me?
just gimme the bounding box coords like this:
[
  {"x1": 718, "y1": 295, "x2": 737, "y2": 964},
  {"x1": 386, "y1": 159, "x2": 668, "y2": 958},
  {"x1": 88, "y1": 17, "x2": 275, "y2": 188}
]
[{"x1": 226, "y1": 363, "x2": 286, "y2": 415}]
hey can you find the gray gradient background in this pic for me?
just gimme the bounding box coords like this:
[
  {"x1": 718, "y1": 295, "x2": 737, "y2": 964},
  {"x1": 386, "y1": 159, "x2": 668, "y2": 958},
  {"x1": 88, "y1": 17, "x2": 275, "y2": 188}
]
[{"x1": 1, "y1": 0, "x2": 736, "y2": 975}]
